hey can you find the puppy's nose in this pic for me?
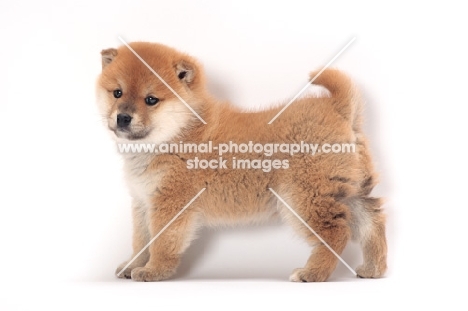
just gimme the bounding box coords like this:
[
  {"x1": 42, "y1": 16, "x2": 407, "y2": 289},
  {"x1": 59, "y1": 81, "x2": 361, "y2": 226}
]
[{"x1": 116, "y1": 113, "x2": 132, "y2": 128}]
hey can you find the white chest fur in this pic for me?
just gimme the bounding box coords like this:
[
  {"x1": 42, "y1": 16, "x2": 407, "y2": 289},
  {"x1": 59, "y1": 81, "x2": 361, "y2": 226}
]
[{"x1": 122, "y1": 153, "x2": 164, "y2": 209}]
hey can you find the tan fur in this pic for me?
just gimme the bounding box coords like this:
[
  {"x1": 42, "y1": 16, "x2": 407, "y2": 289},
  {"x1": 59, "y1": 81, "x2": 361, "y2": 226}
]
[{"x1": 96, "y1": 42, "x2": 387, "y2": 282}]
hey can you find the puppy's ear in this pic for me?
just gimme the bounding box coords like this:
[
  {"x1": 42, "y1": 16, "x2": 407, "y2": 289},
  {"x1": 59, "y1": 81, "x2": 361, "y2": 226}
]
[
  {"x1": 175, "y1": 61, "x2": 195, "y2": 86},
  {"x1": 101, "y1": 48, "x2": 118, "y2": 69}
]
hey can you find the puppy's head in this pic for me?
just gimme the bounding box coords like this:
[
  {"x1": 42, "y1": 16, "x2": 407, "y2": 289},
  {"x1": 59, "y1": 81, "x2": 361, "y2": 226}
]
[{"x1": 96, "y1": 42, "x2": 206, "y2": 142}]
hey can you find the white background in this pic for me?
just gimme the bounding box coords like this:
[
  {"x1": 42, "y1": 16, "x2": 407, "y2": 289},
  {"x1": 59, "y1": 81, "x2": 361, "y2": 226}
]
[{"x1": 1, "y1": 0, "x2": 467, "y2": 310}]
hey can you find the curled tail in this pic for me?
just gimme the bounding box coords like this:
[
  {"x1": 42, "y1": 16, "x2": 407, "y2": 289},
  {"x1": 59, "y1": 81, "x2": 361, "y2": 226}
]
[
  {"x1": 311, "y1": 69, "x2": 377, "y2": 194},
  {"x1": 309, "y1": 69, "x2": 362, "y2": 129}
]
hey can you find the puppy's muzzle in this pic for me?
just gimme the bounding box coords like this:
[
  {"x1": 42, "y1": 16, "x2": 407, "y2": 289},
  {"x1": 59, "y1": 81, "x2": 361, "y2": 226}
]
[{"x1": 117, "y1": 113, "x2": 132, "y2": 128}]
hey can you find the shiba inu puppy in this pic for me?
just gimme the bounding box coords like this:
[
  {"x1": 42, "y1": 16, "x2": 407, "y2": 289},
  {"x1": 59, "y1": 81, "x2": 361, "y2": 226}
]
[{"x1": 96, "y1": 42, "x2": 387, "y2": 282}]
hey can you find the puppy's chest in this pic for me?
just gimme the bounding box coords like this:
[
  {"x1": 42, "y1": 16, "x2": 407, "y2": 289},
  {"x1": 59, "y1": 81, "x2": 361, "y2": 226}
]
[{"x1": 123, "y1": 154, "x2": 164, "y2": 207}]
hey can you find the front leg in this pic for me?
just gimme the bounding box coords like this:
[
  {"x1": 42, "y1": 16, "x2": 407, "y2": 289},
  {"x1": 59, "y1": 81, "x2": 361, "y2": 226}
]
[
  {"x1": 131, "y1": 192, "x2": 201, "y2": 282},
  {"x1": 116, "y1": 200, "x2": 151, "y2": 279}
]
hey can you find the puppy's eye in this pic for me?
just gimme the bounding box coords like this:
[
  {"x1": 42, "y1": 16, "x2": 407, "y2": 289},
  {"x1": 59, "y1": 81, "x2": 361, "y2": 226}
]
[
  {"x1": 178, "y1": 71, "x2": 187, "y2": 79},
  {"x1": 145, "y1": 96, "x2": 159, "y2": 106},
  {"x1": 113, "y1": 89, "x2": 122, "y2": 98}
]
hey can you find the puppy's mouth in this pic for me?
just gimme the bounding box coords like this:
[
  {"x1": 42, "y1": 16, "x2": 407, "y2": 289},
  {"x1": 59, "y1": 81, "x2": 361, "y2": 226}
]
[{"x1": 109, "y1": 126, "x2": 151, "y2": 141}]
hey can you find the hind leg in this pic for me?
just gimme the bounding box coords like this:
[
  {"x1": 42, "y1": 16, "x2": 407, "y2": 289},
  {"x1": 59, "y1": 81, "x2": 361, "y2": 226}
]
[
  {"x1": 351, "y1": 197, "x2": 387, "y2": 278},
  {"x1": 280, "y1": 195, "x2": 351, "y2": 282},
  {"x1": 356, "y1": 215, "x2": 387, "y2": 278}
]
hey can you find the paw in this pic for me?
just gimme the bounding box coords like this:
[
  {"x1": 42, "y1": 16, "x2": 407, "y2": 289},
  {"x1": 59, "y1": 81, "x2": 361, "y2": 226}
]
[
  {"x1": 356, "y1": 264, "x2": 386, "y2": 278},
  {"x1": 115, "y1": 261, "x2": 134, "y2": 279},
  {"x1": 130, "y1": 267, "x2": 174, "y2": 282},
  {"x1": 289, "y1": 268, "x2": 330, "y2": 282}
]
